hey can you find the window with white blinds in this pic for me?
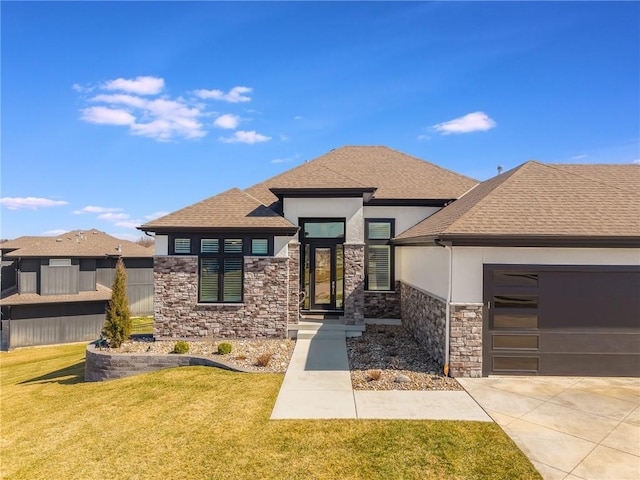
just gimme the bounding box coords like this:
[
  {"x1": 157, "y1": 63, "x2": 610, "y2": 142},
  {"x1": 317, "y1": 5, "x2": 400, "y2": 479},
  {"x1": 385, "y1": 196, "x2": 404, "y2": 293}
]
[
  {"x1": 201, "y1": 239, "x2": 219, "y2": 253},
  {"x1": 251, "y1": 238, "x2": 269, "y2": 255},
  {"x1": 223, "y1": 258, "x2": 243, "y2": 302},
  {"x1": 365, "y1": 219, "x2": 394, "y2": 291},
  {"x1": 174, "y1": 238, "x2": 191, "y2": 254},
  {"x1": 199, "y1": 258, "x2": 219, "y2": 302},
  {"x1": 368, "y1": 245, "x2": 391, "y2": 290}
]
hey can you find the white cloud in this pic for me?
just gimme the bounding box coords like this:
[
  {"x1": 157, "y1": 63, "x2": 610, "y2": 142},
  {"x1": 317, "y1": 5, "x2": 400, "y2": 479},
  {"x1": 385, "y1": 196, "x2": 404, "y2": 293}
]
[
  {"x1": 77, "y1": 78, "x2": 259, "y2": 141},
  {"x1": 103, "y1": 76, "x2": 164, "y2": 95},
  {"x1": 270, "y1": 153, "x2": 300, "y2": 164},
  {"x1": 81, "y1": 106, "x2": 136, "y2": 126},
  {"x1": 417, "y1": 134, "x2": 431, "y2": 141},
  {"x1": 43, "y1": 229, "x2": 68, "y2": 236},
  {"x1": 279, "y1": 134, "x2": 290, "y2": 141},
  {"x1": 220, "y1": 130, "x2": 271, "y2": 144},
  {"x1": 72, "y1": 83, "x2": 94, "y2": 93},
  {"x1": 632, "y1": 159, "x2": 640, "y2": 165},
  {"x1": 90, "y1": 93, "x2": 148, "y2": 109},
  {"x1": 73, "y1": 205, "x2": 123, "y2": 215},
  {"x1": 145, "y1": 211, "x2": 170, "y2": 220},
  {"x1": 213, "y1": 114, "x2": 240, "y2": 129},
  {"x1": 1, "y1": 197, "x2": 68, "y2": 210},
  {"x1": 571, "y1": 154, "x2": 588, "y2": 160},
  {"x1": 294, "y1": 115, "x2": 303, "y2": 120},
  {"x1": 98, "y1": 212, "x2": 130, "y2": 221},
  {"x1": 114, "y1": 221, "x2": 140, "y2": 229},
  {"x1": 194, "y1": 86, "x2": 252, "y2": 103},
  {"x1": 433, "y1": 111, "x2": 496, "y2": 135}
]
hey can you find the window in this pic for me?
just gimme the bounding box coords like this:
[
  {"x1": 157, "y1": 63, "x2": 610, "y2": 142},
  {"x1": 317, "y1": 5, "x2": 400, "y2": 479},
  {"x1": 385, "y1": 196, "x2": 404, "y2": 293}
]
[
  {"x1": 49, "y1": 258, "x2": 72, "y2": 267},
  {"x1": 365, "y1": 219, "x2": 394, "y2": 291},
  {"x1": 251, "y1": 239, "x2": 269, "y2": 255},
  {"x1": 199, "y1": 238, "x2": 243, "y2": 303},
  {"x1": 174, "y1": 238, "x2": 191, "y2": 254}
]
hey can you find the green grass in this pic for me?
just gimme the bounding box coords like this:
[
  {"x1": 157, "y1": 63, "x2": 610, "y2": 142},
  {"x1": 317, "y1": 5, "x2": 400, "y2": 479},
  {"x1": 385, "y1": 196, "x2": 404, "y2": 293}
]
[
  {"x1": 130, "y1": 316, "x2": 153, "y2": 335},
  {"x1": 0, "y1": 344, "x2": 541, "y2": 480}
]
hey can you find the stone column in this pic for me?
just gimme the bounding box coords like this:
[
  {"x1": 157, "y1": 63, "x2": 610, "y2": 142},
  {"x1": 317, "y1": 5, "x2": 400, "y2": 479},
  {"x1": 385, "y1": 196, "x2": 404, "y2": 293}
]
[
  {"x1": 287, "y1": 242, "x2": 300, "y2": 325},
  {"x1": 342, "y1": 243, "x2": 365, "y2": 325},
  {"x1": 449, "y1": 304, "x2": 483, "y2": 378}
]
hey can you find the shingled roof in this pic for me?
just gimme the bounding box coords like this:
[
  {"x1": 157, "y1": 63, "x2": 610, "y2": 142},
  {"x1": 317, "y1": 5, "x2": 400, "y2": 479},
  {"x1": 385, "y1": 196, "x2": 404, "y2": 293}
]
[
  {"x1": 245, "y1": 145, "x2": 478, "y2": 206},
  {"x1": 395, "y1": 161, "x2": 640, "y2": 246},
  {"x1": 140, "y1": 187, "x2": 298, "y2": 233},
  {"x1": 2, "y1": 229, "x2": 153, "y2": 258}
]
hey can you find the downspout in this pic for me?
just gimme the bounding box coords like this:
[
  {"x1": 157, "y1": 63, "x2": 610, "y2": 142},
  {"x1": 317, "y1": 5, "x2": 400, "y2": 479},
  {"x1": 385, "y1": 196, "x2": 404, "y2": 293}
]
[{"x1": 436, "y1": 241, "x2": 453, "y2": 377}]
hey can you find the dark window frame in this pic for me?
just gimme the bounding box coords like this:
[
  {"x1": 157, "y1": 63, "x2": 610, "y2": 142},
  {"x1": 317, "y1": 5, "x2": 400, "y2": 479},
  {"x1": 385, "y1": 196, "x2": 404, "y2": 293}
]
[
  {"x1": 168, "y1": 234, "x2": 275, "y2": 304},
  {"x1": 365, "y1": 219, "x2": 395, "y2": 291}
]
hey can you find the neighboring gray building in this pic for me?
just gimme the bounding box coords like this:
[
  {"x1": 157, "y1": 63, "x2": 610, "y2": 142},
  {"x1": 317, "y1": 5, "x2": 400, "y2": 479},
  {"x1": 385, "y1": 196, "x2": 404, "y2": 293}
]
[{"x1": 0, "y1": 229, "x2": 153, "y2": 350}]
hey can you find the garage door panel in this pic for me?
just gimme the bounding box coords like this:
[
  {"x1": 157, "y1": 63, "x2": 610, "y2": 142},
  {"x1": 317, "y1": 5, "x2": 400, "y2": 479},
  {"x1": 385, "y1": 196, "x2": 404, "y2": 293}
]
[
  {"x1": 484, "y1": 265, "x2": 640, "y2": 377},
  {"x1": 539, "y1": 271, "x2": 640, "y2": 329},
  {"x1": 539, "y1": 354, "x2": 640, "y2": 377},
  {"x1": 541, "y1": 332, "x2": 640, "y2": 354}
]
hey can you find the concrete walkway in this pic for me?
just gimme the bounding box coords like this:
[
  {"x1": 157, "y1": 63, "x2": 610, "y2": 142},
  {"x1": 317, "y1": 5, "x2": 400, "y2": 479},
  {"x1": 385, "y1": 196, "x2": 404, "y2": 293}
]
[
  {"x1": 270, "y1": 330, "x2": 491, "y2": 421},
  {"x1": 458, "y1": 376, "x2": 640, "y2": 480}
]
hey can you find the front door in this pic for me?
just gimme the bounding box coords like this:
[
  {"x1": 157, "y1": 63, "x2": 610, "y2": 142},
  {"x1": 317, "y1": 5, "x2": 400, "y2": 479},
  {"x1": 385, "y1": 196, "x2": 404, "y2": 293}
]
[{"x1": 301, "y1": 242, "x2": 344, "y2": 312}]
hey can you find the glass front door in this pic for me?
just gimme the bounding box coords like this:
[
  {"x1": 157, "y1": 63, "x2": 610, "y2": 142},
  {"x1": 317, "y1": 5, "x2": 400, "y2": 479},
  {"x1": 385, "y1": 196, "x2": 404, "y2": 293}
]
[{"x1": 302, "y1": 243, "x2": 344, "y2": 311}]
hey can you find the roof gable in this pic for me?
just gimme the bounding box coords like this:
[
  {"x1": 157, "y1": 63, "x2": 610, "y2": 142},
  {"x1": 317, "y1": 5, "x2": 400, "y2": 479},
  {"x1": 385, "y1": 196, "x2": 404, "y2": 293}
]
[
  {"x1": 396, "y1": 162, "x2": 640, "y2": 244},
  {"x1": 245, "y1": 145, "x2": 478, "y2": 206},
  {"x1": 140, "y1": 187, "x2": 297, "y2": 232}
]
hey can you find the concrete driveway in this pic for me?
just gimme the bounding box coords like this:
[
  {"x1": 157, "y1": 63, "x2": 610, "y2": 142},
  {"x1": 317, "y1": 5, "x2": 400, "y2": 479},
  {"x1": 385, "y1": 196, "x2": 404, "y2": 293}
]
[{"x1": 457, "y1": 376, "x2": 640, "y2": 480}]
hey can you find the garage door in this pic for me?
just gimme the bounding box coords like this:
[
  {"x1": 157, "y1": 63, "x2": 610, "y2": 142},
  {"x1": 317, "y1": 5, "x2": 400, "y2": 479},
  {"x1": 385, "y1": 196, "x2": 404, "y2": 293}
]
[{"x1": 483, "y1": 265, "x2": 640, "y2": 377}]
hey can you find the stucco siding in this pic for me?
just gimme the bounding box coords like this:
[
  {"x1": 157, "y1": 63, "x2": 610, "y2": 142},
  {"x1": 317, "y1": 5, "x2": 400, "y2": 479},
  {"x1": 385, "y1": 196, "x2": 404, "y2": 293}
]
[
  {"x1": 451, "y1": 247, "x2": 640, "y2": 303},
  {"x1": 363, "y1": 206, "x2": 440, "y2": 235},
  {"x1": 397, "y1": 246, "x2": 450, "y2": 300}
]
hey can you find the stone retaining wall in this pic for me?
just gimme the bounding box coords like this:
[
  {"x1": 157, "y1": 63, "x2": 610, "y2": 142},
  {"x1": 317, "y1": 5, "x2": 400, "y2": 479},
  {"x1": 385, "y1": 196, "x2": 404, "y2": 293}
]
[
  {"x1": 449, "y1": 304, "x2": 483, "y2": 378},
  {"x1": 364, "y1": 281, "x2": 401, "y2": 318},
  {"x1": 85, "y1": 343, "x2": 248, "y2": 382},
  {"x1": 400, "y1": 282, "x2": 446, "y2": 366},
  {"x1": 154, "y1": 256, "x2": 289, "y2": 339}
]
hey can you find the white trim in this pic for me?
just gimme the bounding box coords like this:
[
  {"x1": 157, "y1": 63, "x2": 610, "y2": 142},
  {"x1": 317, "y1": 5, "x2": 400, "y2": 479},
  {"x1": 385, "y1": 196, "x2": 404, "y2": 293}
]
[{"x1": 400, "y1": 280, "x2": 447, "y2": 304}]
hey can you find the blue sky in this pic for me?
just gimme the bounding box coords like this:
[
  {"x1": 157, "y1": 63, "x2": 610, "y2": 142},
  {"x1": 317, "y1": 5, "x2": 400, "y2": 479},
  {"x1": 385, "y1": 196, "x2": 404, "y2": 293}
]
[{"x1": 2, "y1": 1, "x2": 638, "y2": 241}]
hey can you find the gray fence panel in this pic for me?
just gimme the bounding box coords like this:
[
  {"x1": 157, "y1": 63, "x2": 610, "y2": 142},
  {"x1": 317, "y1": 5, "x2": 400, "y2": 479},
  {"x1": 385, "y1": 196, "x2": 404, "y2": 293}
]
[
  {"x1": 9, "y1": 315, "x2": 105, "y2": 348},
  {"x1": 127, "y1": 284, "x2": 153, "y2": 316},
  {"x1": 41, "y1": 265, "x2": 79, "y2": 295}
]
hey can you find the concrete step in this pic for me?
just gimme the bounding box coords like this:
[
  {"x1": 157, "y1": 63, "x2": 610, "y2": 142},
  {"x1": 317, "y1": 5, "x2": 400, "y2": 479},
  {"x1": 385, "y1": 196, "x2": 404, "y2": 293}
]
[{"x1": 289, "y1": 320, "x2": 364, "y2": 339}]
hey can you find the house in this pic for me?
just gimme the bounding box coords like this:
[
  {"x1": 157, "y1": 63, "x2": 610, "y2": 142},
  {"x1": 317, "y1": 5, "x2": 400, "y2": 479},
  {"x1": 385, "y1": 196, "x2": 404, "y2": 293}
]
[
  {"x1": 139, "y1": 146, "x2": 640, "y2": 377},
  {"x1": 1, "y1": 229, "x2": 153, "y2": 350}
]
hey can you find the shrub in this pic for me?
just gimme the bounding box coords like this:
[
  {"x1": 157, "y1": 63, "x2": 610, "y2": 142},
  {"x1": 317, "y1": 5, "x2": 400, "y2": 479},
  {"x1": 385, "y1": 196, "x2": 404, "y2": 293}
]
[
  {"x1": 217, "y1": 342, "x2": 232, "y2": 355},
  {"x1": 366, "y1": 369, "x2": 383, "y2": 381},
  {"x1": 101, "y1": 258, "x2": 131, "y2": 348},
  {"x1": 173, "y1": 341, "x2": 190, "y2": 354},
  {"x1": 235, "y1": 354, "x2": 247, "y2": 361},
  {"x1": 256, "y1": 352, "x2": 273, "y2": 367}
]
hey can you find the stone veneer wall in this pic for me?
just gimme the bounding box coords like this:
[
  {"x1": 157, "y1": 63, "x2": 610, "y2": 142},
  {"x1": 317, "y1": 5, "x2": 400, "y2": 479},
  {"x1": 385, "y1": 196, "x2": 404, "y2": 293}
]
[
  {"x1": 287, "y1": 243, "x2": 300, "y2": 324},
  {"x1": 154, "y1": 256, "x2": 289, "y2": 339},
  {"x1": 343, "y1": 243, "x2": 365, "y2": 325},
  {"x1": 400, "y1": 282, "x2": 446, "y2": 366},
  {"x1": 449, "y1": 304, "x2": 483, "y2": 378},
  {"x1": 364, "y1": 281, "x2": 401, "y2": 318}
]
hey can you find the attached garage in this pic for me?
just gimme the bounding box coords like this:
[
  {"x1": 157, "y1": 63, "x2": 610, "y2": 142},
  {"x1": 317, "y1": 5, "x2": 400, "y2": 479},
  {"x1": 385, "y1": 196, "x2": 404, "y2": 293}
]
[{"x1": 483, "y1": 265, "x2": 640, "y2": 377}]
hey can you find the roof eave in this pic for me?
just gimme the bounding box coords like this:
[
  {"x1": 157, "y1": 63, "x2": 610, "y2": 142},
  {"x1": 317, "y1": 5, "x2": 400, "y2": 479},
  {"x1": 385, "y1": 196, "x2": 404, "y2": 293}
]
[
  {"x1": 395, "y1": 233, "x2": 640, "y2": 248},
  {"x1": 138, "y1": 225, "x2": 299, "y2": 236}
]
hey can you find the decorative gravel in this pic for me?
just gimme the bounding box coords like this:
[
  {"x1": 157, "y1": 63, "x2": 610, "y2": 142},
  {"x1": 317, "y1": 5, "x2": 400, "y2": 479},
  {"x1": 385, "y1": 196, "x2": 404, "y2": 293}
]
[
  {"x1": 108, "y1": 323, "x2": 462, "y2": 389},
  {"x1": 347, "y1": 324, "x2": 462, "y2": 391},
  {"x1": 113, "y1": 337, "x2": 296, "y2": 373}
]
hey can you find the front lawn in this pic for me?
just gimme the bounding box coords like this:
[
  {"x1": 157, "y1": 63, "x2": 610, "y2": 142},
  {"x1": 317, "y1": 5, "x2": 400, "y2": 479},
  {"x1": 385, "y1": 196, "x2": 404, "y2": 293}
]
[{"x1": 0, "y1": 344, "x2": 540, "y2": 479}]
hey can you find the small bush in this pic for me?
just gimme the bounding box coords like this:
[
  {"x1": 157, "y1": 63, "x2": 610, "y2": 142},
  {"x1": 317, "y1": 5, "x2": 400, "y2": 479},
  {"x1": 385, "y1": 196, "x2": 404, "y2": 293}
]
[
  {"x1": 218, "y1": 342, "x2": 232, "y2": 355},
  {"x1": 255, "y1": 352, "x2": 273, "y2": 367},
  {"x1": 173, "y1": 341, "x2": 190, "y2": 354},
  {"x1": 235, "y1": 354, "x2": 247, "y2": 361},
  {"x1": 366, "y1": 369, "x2": 383, "y2": 381}
]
